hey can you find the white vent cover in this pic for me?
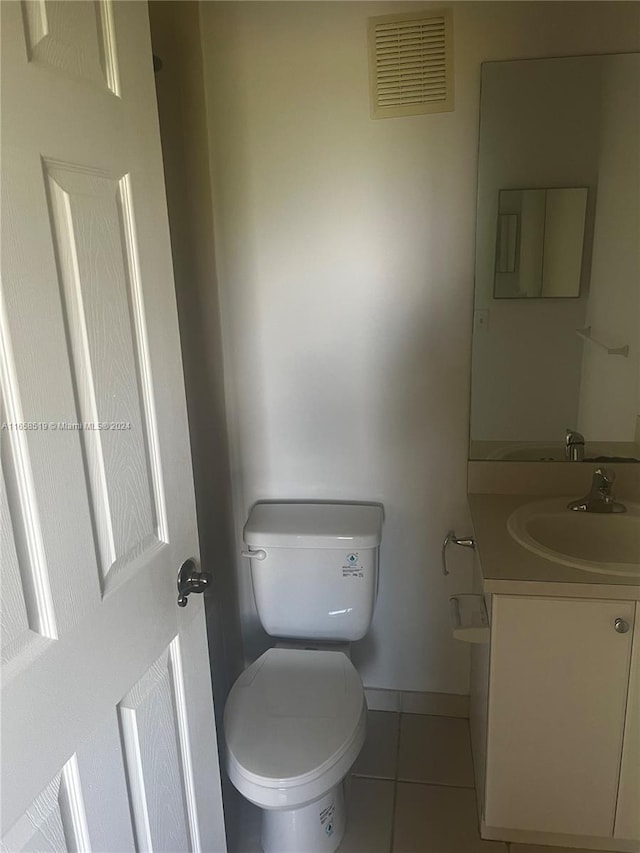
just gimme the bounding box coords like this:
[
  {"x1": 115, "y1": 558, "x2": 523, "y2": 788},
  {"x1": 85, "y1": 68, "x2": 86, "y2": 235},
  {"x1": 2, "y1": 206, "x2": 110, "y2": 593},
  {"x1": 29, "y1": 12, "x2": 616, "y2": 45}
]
[{"x1": 368, "y1": 9, "x2": 454, "y2": 119}]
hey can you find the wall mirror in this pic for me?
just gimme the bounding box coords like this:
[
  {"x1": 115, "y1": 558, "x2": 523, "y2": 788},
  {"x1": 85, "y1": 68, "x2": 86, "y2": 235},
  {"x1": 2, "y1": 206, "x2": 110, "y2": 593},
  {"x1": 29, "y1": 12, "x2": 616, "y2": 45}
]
[{"x1": 470, "y1": 53, "x2": 639, "y2": 462}]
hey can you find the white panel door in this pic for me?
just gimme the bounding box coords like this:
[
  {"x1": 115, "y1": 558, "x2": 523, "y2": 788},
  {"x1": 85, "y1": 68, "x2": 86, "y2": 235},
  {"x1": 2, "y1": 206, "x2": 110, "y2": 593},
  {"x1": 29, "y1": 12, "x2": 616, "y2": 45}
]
[{"x1": 0, "y1": 2, "x2": 226, "y2": 851}]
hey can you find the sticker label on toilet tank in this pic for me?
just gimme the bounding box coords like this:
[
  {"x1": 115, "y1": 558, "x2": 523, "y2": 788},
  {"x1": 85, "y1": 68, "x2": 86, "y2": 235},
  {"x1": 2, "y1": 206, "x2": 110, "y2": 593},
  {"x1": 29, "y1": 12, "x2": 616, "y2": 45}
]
[
  {"x1": 342, "y1": 553, "x2": 363, "y2": 578},
  {"x1": 320, "y1": 800, "x2": 335, "y2": 836}
]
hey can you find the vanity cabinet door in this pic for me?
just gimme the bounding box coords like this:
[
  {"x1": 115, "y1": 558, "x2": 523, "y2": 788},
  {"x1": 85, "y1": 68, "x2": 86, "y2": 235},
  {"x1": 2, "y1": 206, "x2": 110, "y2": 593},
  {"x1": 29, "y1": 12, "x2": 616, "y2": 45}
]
[
  {"x1": 484, "y1": 595, "x2": 634, "y2": 839},
  {"x1": 614, "y1": 601, "x2": 640, "y2": 841}
]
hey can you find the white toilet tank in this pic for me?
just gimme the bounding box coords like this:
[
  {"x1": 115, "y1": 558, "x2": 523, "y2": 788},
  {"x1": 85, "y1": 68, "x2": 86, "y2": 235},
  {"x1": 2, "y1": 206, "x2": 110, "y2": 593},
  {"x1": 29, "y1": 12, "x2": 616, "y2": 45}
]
[{"x1": 243, "y1": 502, "x2": 383, "y2": 642}]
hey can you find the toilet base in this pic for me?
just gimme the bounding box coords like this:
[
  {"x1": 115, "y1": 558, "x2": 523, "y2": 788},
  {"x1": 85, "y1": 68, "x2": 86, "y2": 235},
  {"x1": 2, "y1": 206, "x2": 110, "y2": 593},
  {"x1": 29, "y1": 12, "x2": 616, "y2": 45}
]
[{"x1": 261, "y1": 784, "x2": 346, "y2": 853}]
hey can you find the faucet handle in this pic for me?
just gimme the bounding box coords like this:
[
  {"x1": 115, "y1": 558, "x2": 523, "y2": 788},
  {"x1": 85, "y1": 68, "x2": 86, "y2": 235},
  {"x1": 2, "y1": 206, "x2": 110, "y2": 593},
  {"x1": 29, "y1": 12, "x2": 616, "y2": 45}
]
[
  {"x1": 594, "y1": 467, "x2": 615, "y2": 485},
  {"x1": 593, "y1": 467, "x2": 615, "y2": 499}
]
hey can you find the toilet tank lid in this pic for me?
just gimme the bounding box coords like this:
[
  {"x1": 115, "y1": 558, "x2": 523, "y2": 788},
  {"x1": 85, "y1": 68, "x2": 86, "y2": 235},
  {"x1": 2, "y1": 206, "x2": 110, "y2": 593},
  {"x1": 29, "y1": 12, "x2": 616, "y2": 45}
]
[{"x1": 244, "y1": 502, "x2": 383, "y2": 549}]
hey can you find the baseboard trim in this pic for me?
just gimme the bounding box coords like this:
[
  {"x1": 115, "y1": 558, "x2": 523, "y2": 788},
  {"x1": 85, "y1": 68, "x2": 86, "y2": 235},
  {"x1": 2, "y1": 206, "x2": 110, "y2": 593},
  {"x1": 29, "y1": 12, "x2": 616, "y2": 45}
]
[
  {"x1": 364, "y1": 687, "x2": 470, "y2": 718},
  {"x1": 481, "y1": 820, "x2": 639, "y2": 852}
]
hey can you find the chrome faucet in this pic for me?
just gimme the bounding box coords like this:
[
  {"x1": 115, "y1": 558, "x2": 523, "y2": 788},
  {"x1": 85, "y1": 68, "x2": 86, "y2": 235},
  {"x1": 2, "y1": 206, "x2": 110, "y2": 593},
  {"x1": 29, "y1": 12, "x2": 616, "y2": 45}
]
[
  {"x1": 565, "y1": 428, "x2": 585, "y2": 461},
  {"x1": 567, "y1": 468, "x2": 626, "y2": 513}
]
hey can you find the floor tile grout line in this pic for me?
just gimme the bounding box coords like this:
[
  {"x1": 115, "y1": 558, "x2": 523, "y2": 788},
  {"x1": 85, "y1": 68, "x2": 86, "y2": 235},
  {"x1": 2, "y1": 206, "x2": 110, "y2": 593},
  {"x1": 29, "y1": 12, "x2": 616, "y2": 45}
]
[
  {"x1": 393, "y1": 779, "x2": 478, "y2": 794},
  {"x1": 399, "y1": 711, "x2": 470, "y2": 720},
  {"x1": 464, "y1": 712, "x2": 487, "y2": 848},
  {"x1": 388, "y1": 779, "x2": 398, "y2": 853},
  {"x1": 353, "y1": 771, "x2": 476, "y2": 791},
  {"x1": 388, "y1": 711, "x2": 402, "y2": 852},
  {"x1": 395, "y1": 711, "x2": 402, "y2": 782},
  {"x1": 352, "y1": 772, "x2": 396, "y2": 780},
  {"x1": 399, "y1": 779, "x2": 476, "y2": 790}
]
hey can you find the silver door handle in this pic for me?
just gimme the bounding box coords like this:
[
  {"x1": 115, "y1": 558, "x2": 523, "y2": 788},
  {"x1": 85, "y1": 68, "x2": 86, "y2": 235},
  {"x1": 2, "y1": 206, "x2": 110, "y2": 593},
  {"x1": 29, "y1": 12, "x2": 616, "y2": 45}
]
[
  {"x1": 177, "y1": 558, "x2": 211, "y2": 607},
  {"x1": 442, "y1": 531, "x2": 475, "y2": 576},
  {"x1": 614, "y1": 618, "x2": 630, "y2": 634}
]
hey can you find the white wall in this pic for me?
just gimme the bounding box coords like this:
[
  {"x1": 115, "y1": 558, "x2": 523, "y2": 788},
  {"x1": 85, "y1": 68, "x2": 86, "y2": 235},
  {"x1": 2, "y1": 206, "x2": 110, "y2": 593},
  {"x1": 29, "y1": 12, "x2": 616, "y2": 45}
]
[
  {"x1": 578, "y1": 54, "x2": 640, "y2": 442},
  {"x1": 149, "y1": 2, "x2": 244, "y2": 708},
  {"x1": 201, "y1": 1, "x2": 640, "y2": 695}
]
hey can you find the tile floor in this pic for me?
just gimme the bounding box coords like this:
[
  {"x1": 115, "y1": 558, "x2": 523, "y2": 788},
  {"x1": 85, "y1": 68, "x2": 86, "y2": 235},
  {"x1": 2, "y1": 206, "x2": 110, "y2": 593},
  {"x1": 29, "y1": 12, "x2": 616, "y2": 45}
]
[{"x1": 231, "y1": 710, "x2": 605, "y2": 853}]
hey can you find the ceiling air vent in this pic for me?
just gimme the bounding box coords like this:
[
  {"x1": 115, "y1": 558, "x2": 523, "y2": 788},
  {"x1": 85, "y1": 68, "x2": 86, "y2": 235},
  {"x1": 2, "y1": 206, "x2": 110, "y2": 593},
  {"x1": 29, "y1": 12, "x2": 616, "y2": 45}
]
[{"x1": 368, "y1": 9, "x2": 454, "y2": 119}]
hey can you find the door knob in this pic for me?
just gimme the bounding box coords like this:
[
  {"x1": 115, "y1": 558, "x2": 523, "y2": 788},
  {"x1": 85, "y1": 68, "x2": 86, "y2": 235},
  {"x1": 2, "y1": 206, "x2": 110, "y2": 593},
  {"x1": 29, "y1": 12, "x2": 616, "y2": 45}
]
[
  {"x1": 614, "y1": 618, "x2": 630, "y2": 634},
  {"x1": 177, "y1": 559, "x2": 211, "y2": 607}
]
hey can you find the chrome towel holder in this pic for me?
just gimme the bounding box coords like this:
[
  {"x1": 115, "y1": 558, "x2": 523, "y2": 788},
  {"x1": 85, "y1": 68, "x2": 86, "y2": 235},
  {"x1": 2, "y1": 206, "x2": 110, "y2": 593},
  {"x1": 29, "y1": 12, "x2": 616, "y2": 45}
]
[
  {"x1": 576, "y1": 326, "x2": 629, "y2": 357},
  {"x1": 442, "y1": 530, "x2": 476, "y2": 576}
]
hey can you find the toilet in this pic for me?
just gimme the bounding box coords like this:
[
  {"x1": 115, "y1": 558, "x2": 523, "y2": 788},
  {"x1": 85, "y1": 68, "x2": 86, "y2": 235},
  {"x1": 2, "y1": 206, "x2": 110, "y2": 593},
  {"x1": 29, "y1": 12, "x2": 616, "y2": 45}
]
[{"x1": 223, "y1": 502, "x2": 383, "y2": 853}]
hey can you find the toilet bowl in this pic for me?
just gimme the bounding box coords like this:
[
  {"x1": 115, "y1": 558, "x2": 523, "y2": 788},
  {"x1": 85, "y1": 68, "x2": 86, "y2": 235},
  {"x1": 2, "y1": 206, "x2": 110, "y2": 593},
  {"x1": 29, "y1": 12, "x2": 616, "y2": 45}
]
[{"x1": 224, "y1": 647, "x2": 367, "y2": 853}]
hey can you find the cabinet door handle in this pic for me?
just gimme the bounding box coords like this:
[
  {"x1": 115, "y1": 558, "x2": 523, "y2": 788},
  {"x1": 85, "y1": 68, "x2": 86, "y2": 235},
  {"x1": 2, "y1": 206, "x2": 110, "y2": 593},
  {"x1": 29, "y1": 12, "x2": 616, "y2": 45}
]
[{"x1": 614, "y1": 618, "x2": 630, "y2": 634}]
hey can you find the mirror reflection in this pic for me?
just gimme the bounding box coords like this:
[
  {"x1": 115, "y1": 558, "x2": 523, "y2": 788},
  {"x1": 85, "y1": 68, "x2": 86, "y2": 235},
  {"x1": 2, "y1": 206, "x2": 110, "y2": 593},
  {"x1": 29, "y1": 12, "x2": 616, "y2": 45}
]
[
  {"x1": 494, "y1": 187, "x2": 587, "y2": 299},
  {"x1": 470, "y1": 53, "x2": 640, "y2": 462}
]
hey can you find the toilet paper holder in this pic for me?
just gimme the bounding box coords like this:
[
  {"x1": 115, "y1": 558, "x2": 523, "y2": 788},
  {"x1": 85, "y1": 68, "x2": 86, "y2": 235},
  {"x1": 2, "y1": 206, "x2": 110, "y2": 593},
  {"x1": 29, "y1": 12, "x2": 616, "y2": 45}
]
[
  {"x1": 441, "y1": 531, "x2": 475, "y2": 575},
  {"x1": 450, "y1": 594, "x2": 489, "y2": 643}
]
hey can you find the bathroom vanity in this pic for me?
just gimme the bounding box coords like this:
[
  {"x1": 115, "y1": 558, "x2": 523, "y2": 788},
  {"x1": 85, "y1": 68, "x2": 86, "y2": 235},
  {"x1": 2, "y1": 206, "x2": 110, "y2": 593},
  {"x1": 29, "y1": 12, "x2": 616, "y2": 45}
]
[{"x1": 467, "y1": 491, "x2": 640, "y2": 852}]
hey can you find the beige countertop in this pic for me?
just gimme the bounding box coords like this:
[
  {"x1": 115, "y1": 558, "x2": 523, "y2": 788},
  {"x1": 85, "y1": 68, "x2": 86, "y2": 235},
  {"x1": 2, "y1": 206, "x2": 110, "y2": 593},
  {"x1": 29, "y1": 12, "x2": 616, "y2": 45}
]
[{"x1": 468, "y1": 493, "x2": 640, "y2": 600}]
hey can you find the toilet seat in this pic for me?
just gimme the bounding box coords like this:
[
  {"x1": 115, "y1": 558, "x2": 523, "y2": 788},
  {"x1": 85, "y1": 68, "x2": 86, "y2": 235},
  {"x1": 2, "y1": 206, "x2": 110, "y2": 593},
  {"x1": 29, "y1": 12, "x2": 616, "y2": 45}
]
[{"x1": 224, "y1": 647, "x2": 366, "y2": 809}]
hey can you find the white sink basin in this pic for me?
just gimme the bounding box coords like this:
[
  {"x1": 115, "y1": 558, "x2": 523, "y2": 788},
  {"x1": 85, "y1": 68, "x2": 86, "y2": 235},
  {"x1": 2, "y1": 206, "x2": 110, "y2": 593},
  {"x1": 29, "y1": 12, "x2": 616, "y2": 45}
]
[{"x1": 507, "y1": 498, "x2": 640, "y2": 577}]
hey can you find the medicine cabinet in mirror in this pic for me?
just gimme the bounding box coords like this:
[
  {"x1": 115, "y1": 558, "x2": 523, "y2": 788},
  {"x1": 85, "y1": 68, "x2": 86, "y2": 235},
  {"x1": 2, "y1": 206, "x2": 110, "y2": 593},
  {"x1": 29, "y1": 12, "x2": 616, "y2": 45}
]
[
  {"x1": 494, "y1": 187, "x2": 587, "y2": 299},
  {"x1": 469, "y1": 53, "x2": 640, "y2": 462}
]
